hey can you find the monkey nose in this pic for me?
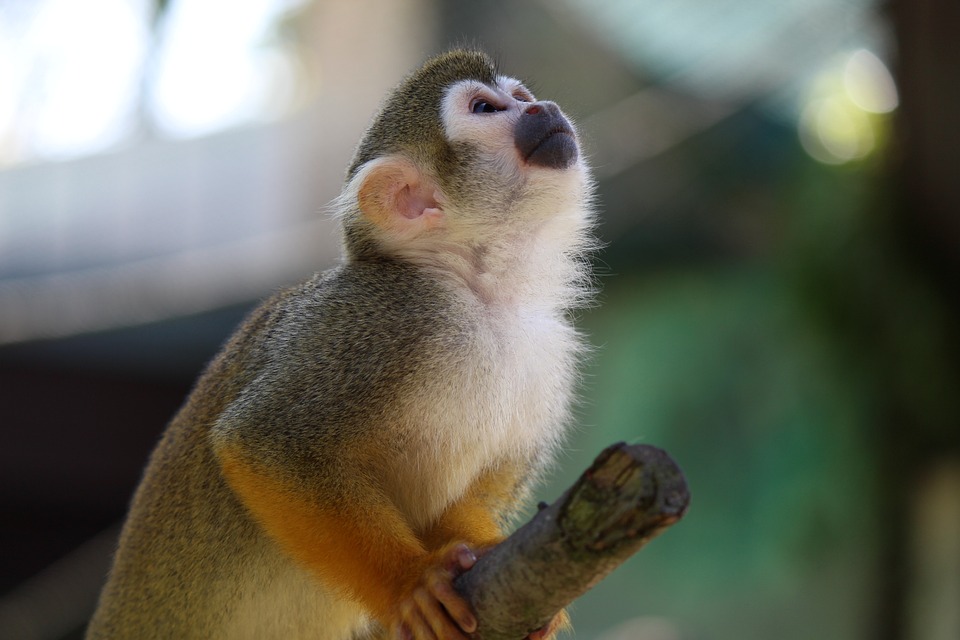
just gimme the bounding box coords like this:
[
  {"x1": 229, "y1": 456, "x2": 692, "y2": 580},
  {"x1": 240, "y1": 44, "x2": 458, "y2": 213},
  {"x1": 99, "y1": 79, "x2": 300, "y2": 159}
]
[
  {"x1": 522, "y1": 102, "x2": 560, "y2": 118},
  {"x1": 515, "y1": 102, "x2": 578, "y2": 169}
]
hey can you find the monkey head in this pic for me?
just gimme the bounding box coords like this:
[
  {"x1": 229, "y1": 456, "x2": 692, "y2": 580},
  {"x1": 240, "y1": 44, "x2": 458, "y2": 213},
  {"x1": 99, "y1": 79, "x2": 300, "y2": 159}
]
[{"x1": 338, "y1": 49, "x2": 593, "y2": 287}]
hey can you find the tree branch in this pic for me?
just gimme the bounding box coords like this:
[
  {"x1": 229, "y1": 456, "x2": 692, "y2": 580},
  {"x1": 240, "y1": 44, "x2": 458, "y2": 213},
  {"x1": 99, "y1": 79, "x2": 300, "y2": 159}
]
[{"x1": 455, "y1": 443, "x2": 690, "y2": 640}]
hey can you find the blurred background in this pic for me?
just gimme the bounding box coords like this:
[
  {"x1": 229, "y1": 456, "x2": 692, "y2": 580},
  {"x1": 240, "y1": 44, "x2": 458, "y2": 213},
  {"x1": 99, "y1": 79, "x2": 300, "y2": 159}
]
[{"x1": 1, "y1": 0, "x2": 958, "y2": 638}]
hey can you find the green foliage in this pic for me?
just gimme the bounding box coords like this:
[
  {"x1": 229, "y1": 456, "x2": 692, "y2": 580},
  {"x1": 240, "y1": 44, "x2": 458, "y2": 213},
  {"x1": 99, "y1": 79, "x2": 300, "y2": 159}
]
[{"x1": 549, "y1": 267, "x2": 878, "y2": 639}]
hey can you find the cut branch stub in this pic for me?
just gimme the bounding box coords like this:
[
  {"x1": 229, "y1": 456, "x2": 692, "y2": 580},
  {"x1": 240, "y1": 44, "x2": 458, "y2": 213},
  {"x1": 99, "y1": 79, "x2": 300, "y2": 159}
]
[
  {"x1": 455, "y1": 442, "x2": 690, "y2": 640},
  {"x1": 560, "y1": 443, "x2": 689, "y2": 552}
]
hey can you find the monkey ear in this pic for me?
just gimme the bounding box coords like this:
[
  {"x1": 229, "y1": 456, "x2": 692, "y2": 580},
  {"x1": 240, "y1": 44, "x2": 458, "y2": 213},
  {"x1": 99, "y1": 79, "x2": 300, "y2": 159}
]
[{"x1": 356, "y1": 158, "x2": 445, "y2": 233}]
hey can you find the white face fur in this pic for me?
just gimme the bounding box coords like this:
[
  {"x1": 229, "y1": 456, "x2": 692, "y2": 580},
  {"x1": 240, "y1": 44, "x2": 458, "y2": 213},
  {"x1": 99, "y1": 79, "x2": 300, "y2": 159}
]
[
  {"x1": 440, "y1": 76, "x2": 589, "y2": 203},
  {"x1": 440, "y1": 76, "x2": 536, "y2": 152}
]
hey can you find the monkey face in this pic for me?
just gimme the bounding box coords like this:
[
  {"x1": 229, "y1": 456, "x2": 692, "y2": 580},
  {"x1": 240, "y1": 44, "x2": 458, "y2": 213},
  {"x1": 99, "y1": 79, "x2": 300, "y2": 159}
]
[
  {"x1": 440, "y1": 77, "x2": 580, "y2": 171},
  {"x1": 436, "y1": 76, "x2": 587, "y2": 221}
]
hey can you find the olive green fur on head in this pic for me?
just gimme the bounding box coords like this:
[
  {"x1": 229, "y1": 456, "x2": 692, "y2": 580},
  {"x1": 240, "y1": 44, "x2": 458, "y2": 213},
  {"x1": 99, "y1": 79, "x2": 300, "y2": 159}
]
[
  {"x1": 346, "y1": 49, "x2": 497, "y2": 180},
  {"x1": 339, "y1": 49, "x2": 501, "y2": 262}
]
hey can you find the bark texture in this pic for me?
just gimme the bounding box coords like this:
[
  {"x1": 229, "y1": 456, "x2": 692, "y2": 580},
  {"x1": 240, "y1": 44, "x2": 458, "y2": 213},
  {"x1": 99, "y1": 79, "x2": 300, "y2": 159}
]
[{"x1": 455, "y1": 443, "x2": 690, "y2": 640}]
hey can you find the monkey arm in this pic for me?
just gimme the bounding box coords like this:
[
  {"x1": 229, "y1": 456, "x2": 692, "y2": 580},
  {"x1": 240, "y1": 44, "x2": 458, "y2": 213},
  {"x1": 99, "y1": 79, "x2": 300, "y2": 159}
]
[
  {"x1": 421, "y1": 466, "x2": 519, "y2": 552},
  {"x1": 217, "y1": 446, "x2": 483, "y2": 639},
  {"x1": 217, "y1": 447, "x2": 439, "y2": 621},
  {"x1": 422, "y1": 500, "x2": 502, "y2": 553}
]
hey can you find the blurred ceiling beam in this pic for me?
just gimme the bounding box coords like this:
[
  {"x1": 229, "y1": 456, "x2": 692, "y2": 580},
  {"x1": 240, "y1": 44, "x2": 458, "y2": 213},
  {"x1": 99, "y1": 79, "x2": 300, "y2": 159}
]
[{"x1": 0, "y1": 0, "x2": 437, "y2": 345}]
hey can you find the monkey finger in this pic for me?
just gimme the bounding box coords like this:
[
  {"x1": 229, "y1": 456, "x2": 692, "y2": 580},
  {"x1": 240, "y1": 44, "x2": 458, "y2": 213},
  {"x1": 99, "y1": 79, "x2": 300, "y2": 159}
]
[
  {"x1": 390, "y1": 621, "x2": 413, "y2": 640},
  {"x1": 413, "y1": 586, "x2": 470, "y2": 640},
  {"x1": 426, "y1": 572, "x2": 476, "y2": 633},
  {"x1": 398, "y1": 605, "x2": 438, "y2": 640},
  {"x1": 454, "y1": 544, "x2": 477, "y2": 572},
  {"x1": 438, "y1": 543, "x2": 476, "y2": 573},
  {"x1": 394, "y1": 598, "x2": 425, "y2": 640}
]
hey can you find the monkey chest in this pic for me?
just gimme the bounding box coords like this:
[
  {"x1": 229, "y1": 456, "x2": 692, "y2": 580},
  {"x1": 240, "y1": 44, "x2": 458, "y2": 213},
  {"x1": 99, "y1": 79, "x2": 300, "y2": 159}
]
[
  {"x1": 389, "y1": 311, "x2": 579, "y2": 524},
  {"x1": 444, "y1": 312, "x2": 573, "y2": 440}
]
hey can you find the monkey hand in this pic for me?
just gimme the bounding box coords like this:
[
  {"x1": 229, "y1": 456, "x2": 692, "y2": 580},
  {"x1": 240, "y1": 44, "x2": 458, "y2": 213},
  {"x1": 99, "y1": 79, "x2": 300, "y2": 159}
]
[
  {"x1": 525, "y1": 609, "x2": 571, "y2": 640},
  {"x1": 389, "y1": 543, "x2": 479, "y2": 640}
]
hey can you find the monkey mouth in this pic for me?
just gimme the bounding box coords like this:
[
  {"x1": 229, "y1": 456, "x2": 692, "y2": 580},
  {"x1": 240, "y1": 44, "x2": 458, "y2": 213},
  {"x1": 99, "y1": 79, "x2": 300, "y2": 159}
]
[{"x1": 524, "y1": 127, "x2": 578, "y2": 169}]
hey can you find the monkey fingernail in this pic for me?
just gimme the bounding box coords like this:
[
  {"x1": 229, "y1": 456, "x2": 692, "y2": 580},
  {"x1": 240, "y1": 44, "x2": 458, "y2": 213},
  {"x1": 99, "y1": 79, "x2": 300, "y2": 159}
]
[
  {"x1": 461, "y1": 613, "x2": 478, "y2": 633},
  {"x1": 457, "y1": 547, "x2": 477, "y2": 569}
]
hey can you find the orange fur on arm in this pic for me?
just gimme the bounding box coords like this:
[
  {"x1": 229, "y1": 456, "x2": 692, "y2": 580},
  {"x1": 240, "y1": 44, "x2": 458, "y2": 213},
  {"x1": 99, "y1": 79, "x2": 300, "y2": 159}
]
[
  {"x1": 421, "y1": 499, "x2": 503, "y2": 552},
  {"x1": 421, "y1": 467, "x2": 520, "y2": 551},
  {"x1": 218, "y1": 449, "x2": 431, "y2": 621}
]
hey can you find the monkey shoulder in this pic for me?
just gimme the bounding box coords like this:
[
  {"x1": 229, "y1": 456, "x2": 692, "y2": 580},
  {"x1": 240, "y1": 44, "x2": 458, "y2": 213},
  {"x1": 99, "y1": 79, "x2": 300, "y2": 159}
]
[{"x1": 209, "y1": 262, "x2": 474, "y2": 452}]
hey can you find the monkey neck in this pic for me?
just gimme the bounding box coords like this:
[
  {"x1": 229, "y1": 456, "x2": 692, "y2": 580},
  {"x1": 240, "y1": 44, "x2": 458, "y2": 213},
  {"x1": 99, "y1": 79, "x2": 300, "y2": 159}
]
[{"x1": 376, "y1": 213, "x2": 594, "y2": 312}]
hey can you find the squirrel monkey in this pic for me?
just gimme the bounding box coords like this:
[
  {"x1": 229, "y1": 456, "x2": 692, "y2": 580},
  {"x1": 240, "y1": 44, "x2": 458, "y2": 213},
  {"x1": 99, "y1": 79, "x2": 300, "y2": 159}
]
[{"x1": 87, "y1": 49, "x2": 595, "y2": 639}]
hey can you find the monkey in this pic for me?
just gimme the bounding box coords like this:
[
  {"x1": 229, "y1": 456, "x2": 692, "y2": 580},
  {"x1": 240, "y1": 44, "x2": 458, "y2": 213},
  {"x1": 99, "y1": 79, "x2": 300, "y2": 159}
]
[{"x1": 86, "y1": 49, "x2": 596, "y2": 640}]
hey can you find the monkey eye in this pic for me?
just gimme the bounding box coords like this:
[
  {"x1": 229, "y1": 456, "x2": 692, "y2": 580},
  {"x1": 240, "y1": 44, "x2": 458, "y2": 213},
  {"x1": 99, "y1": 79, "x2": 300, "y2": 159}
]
[{"x1": 471, "y1": 99, "x2": 503, "y2": 114}]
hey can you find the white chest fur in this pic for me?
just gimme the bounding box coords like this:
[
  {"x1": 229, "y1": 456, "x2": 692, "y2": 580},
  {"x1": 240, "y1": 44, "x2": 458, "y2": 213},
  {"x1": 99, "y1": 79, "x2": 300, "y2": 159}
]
[{"x1": 390, "y1": 304, "x2": 581, "y2": 529}]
